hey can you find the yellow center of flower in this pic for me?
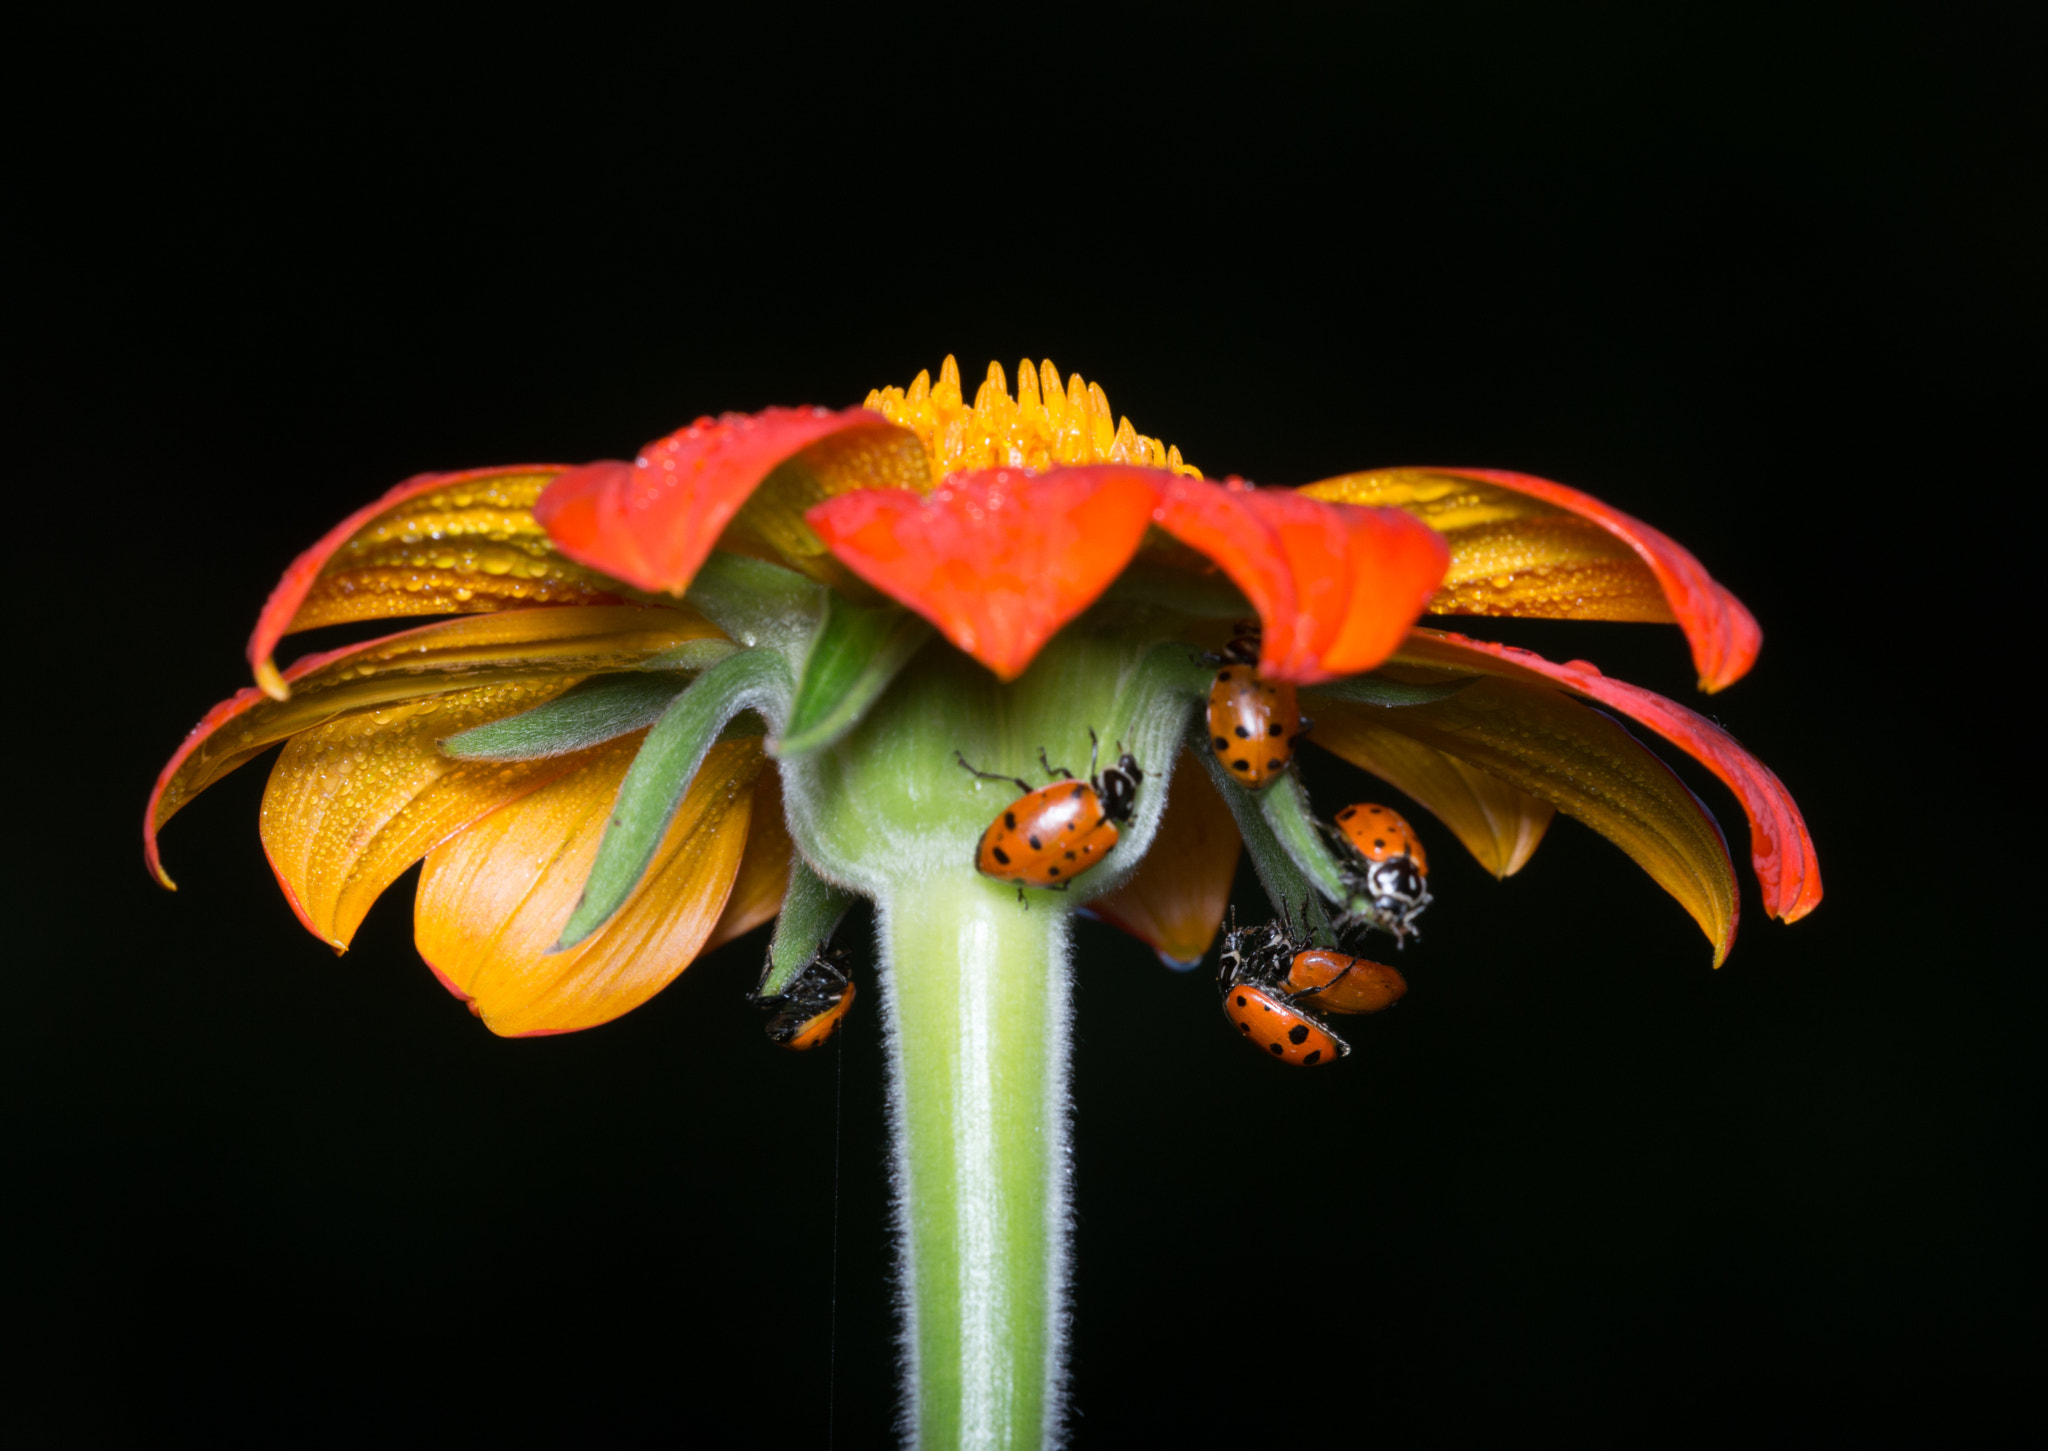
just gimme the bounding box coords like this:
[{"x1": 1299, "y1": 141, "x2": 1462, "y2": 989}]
[{"x1": 864, "y1": 355, "x2": 1202, "y2": 484}]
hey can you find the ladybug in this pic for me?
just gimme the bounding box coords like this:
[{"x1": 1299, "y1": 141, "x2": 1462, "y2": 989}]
[
  {"x1": 1207, "y1": 667, "x2": 1307, "y2": 788},
  {"x1": 1199, "y1": 620, "x2": 1311, "y2": 790},
  {"x1": 1216, "y1": 914, "x2": 1349, "y2": 1066},
  {"x1": 1330, "y1": 802, "x2": 1432, "y2": 938},
  {"x1": 957, "y1": 730, "x2": 1142, "y2": 897},
  {"x1": 1283, "y1": 947, "x2": 1408, "y2": 1015},
  {"x1": 753, "y1": 947, "x2": 856, "y2": 1051}
]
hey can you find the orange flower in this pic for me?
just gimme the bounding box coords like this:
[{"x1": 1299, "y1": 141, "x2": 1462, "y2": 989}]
[{"x1": 149, "y1": 354, "x2": 1818, "y2": 1036}]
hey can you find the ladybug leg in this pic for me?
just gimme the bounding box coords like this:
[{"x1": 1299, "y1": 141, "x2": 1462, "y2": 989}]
[
  {"x1": 953, "y1": 749, "x2": 1033, "y2": 794},
  {"x1": 1036, "y1": 746, "x2": 1076, "y2": 782}
]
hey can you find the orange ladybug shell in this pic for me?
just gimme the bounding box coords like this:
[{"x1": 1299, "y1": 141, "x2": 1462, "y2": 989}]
[
  {"x1": 1285, "y1": 948, "x2": 1408, "y2": 1014},
  {"x1": 976, "y1": 780, "x2": 1119, "y2": 888},
  {"x1": 1221, "y1": 982, "x2": 1348, "y2": 1066},
  {"x1": 1207, "y1": 668, "x2": 1303, "y2": 787},
  {"x1": 1333, "y1": 803, "x2": 1429, "y2": 873},
  {"x1": 771, "y1": 979, "x2": 857, "y2": 1050}
]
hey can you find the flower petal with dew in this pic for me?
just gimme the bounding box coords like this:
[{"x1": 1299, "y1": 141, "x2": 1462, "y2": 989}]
[
  {"x1": 247, "y1": 465, "x2": 629, "y2": 700},
  {"x1": 1311, "y1": 668, "x2": 1741, "y2": 963},
  {"x1": 534, "y1": 407, "x2": 930, "y2": 598},
  {"x1": 415, "y1": 735, "x2": 765, "y2": 1038},
  {"x1": 1303, "y1": 467, "x2": 1760, "y2": 691},
  {"x1": 805, "y1": 466, "x2": 1164, "y2": 681},
  {"x1": 148, "y1": 604, "x2": 718, "y2": 888},
  {"x1": 1153, "y1": 476, "x2": 1451, "y2": 683},
  {"x1": 260, "y1": 680, "x2": 590, "y2": 951},
  {"x1": 1390, "y1": 630, "x2": 1821, "y2": 921}
]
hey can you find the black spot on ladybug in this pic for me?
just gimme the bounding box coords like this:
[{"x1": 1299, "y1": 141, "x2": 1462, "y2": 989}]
[
  {"x1": 1339, "y1": 807, "x2": 1356, "y2": 820},
  {"x1": 1069, "y1": 784, "x2": 1084, "y2": 798},
  {"x1": 1005, "y1": 811, "x2": 1017, "y2": 829},
  {"x1": 1268, "y1": 1042, "x2": 1284, "y2": 1056},
  {"x1": 1234, "y1": 994, "x2": 1248, "y2": 1007},
  {"x1": 1287, "y1": 1024, "x2": 1309, "y2": 1045},
  {"x1": 992, "y1": 847, "x2": 1011, "y2": 865},
  {"x1": 1213, "y1": 736, "x2": 1229, "y2": 750},
  {"x1": 1029, "y1": 835, "x2": 1043, "y2": 850},
  {"x1": 1234, "y1": 725, "x2": 1251, "y2": 739},
  {"x1": 1232, "y1": 758, "x2": 1251, "y2": 772},
  {"x1": 1374, "y1": 837, "x2": 1386, "y2": 849},
  {"x1": 1268, "y1": 721, "x2": 1284, "y2": 736},
  {"x1": 1064, "y1": 850, "x2": 1077, "y2": 860},
  {"x1": 1218, "y1": 670, "x2": 1233, "y2": 681},
  {"x1": 1048, "y1": 866, "x2": 1061, "y2": 877},
  {"x1": 1239, "y1": 1021, "x2": 1252, "y2": 1036},
  {"x1": 1303, "y1": 1049, "x2": 1323, "y2": 1065}
]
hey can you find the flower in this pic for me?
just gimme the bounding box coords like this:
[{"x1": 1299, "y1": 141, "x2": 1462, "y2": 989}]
[{"x1": 146, "y1": 354, "x2": 1820, "y2": 1447}]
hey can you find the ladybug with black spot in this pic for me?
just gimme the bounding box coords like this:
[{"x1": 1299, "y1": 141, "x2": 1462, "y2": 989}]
[
  {"x1": 752, "y1": 946, "x2": 856, "y2": 1051},
  {"x1": 1216, "y1": 915, "x2": 1349, "y2": 1067},
  {"x1": 1283, "y1": 946, "x2": 1408, "y2": 1014},
  {"x1": 1202, "y1": 621, "x2": 1309, "y2": 789},
  {"x1": 1329, "y1": 802, "x2": 1433, "y2": 940},
  {"x1": 957, "y1": 730, "x2": 1143, "y2": 899}
]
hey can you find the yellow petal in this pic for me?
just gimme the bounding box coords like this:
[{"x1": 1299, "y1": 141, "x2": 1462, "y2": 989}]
[
  {"x1": 1089, "y1": 755, "x2": 1242, "y2": 967},
  {"x1": 259, "y1": 679, "x2": 588, "y2": 950},
  {"x1": 415, "y1": 736, "x2": 764, "y2": 1037},
  {"x1": 1303, "y1": 713, "x2": 1554, "y2": 878},
  {"x1": 1312, "y1": 677, "x2": 1739, "y2": 965},
  {"x1": 1303, "y1": 468, "x2": 1671, "y2": 621},
  {"x1": 149, "y1": 604, "x2": 716, "y2": 886},
  {"x1": 702, "y1": 766, "x2": 793, "y2": 953}
]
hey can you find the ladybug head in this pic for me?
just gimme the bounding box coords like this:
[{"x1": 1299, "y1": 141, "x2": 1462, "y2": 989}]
[
  {"x1": 1095, "y1": 753, "x2": 1143, "y2": 823},
  {"x1": 1367, "y1": 856, "x2": 1427, "y2": 910}
]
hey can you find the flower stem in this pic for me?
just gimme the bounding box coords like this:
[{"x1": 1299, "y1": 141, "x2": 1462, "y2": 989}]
[{"x1": 875, "y1": 879, "x2": 1070, "y2": 1451}]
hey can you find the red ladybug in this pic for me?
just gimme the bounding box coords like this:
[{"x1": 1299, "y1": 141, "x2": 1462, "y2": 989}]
[
  {"x1": 1207, "y1": 667, "x2": 1306, "y2": 788},
  {"x1": 1216, "y1": 915, "x2": 1349, "y2": 1066},
  {"x1": 753, "y1": 947, "x2": 856, "y2": 1051},
  {"x1": 1283, "y1": 947, "x2": 1407, "y2": 1014},
  {"x1": 958, "y1": 731, "x2": 1143, "y2": 897},
  {"x1": 1330, "y1": 802, "x2": 1432, "y2": 939}
]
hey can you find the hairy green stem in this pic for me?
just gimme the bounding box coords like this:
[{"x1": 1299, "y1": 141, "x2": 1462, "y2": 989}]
[{"x1": 877, "y1": 882, "x2": 1070, "y2": 1450}]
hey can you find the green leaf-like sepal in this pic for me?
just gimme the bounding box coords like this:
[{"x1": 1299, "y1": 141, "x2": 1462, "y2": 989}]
[
  {"x1": 439, "y1": 673, "x2": 690, "y2": 761},
  {"x1": 756, "y1": 857, "x2": 857, "y2": 997},
  {"x1": 1196, "y1": 738, "x2": 1340, "y2": 946},
  {"x1": 1304, "y1": 674, "x2": 1478, "y2": 709},
  {"x1": 554, "y1": 648, "x2": 794, "y2": 950},
  {"x1": 775, "y1": 596, "x2": 935, "y2": 758}
]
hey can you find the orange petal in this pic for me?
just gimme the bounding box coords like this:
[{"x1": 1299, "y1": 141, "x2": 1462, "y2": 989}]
[
  {"x1": 1153, "y1": 478, "x2": 1448, "y2": 684},
  {"x1": 1301, "y1": 468, "x2": 1760, "y2": 692},
  {"x1": 1302, "y1": 718, "x2": 1554, "y2": 878},
  {"x1": 247, "y1": 465, "x2": 630, "y2": 699},
  {"x1": 534, "y1": 407, "x2": 928, "y2": 598},
  {"x1": 702, "y1": 766, "x2": 793, "y2": 953},
  {"x1": 1088, "y1": 755, "x2": 1242, "y2": 967},
  {"x1": 415, "y1": 736, "x2": 764, "y2": 1037},
  {"x1": 1392, "y1": 630, "x2": 1821, "y2": 922},
  {"x1": 1312, "y1": 679, "x2": 1740, "y2": 965},
  {"x1": 259, "y1": 681, "x2": 588, "y2": 949},
  {"x1": 147, "y1": 605, "x2": 714, "y2": 888},
  {"x1": 805, "y1": 466, "x2": 1165, "y2": 681}
]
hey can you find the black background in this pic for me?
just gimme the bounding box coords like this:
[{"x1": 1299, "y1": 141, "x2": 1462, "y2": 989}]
[{"x1": 15, "y1": 6, "x2": 2038, "y2": 1446}]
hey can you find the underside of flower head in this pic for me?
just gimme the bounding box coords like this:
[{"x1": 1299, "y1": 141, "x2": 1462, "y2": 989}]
[{"x1": 153, "y1": 353, "x2": 1820, "y2": 1045}]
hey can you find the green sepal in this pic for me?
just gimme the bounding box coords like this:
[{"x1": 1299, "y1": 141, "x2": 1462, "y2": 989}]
[
  {"x1": 438, "y1": 672, "x2": 689, "y2": 761},
  {"x1": 554, "y1": 648, "x2": 794, "y2": 951},
  {"x1": 1304, "y1": 674, "x2": 1478, "y2": 708},
  {"x1": 683, "y1": 552, "x2": 825, "y2": 651},
  {"x1": 638, "y1": 638, "x2": 743, "y2": 672},
  {"x1": 755, "y1": 857, "x2": 858, "y2": 997},
  {"x1": 1196, "y1": 740, "x2": 1339, "y2": 947},
  {"x1": 775, "y1": 596, "x2": 936, "y2": 758},
  {"x1": 1257, "y1": 770, "x2": 1392, "y2": 934}
]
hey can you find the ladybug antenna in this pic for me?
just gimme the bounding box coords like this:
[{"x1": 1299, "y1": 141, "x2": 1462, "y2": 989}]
[{"x1": 1086, "y1": 726, "x2": 1102, "y2": 778}]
